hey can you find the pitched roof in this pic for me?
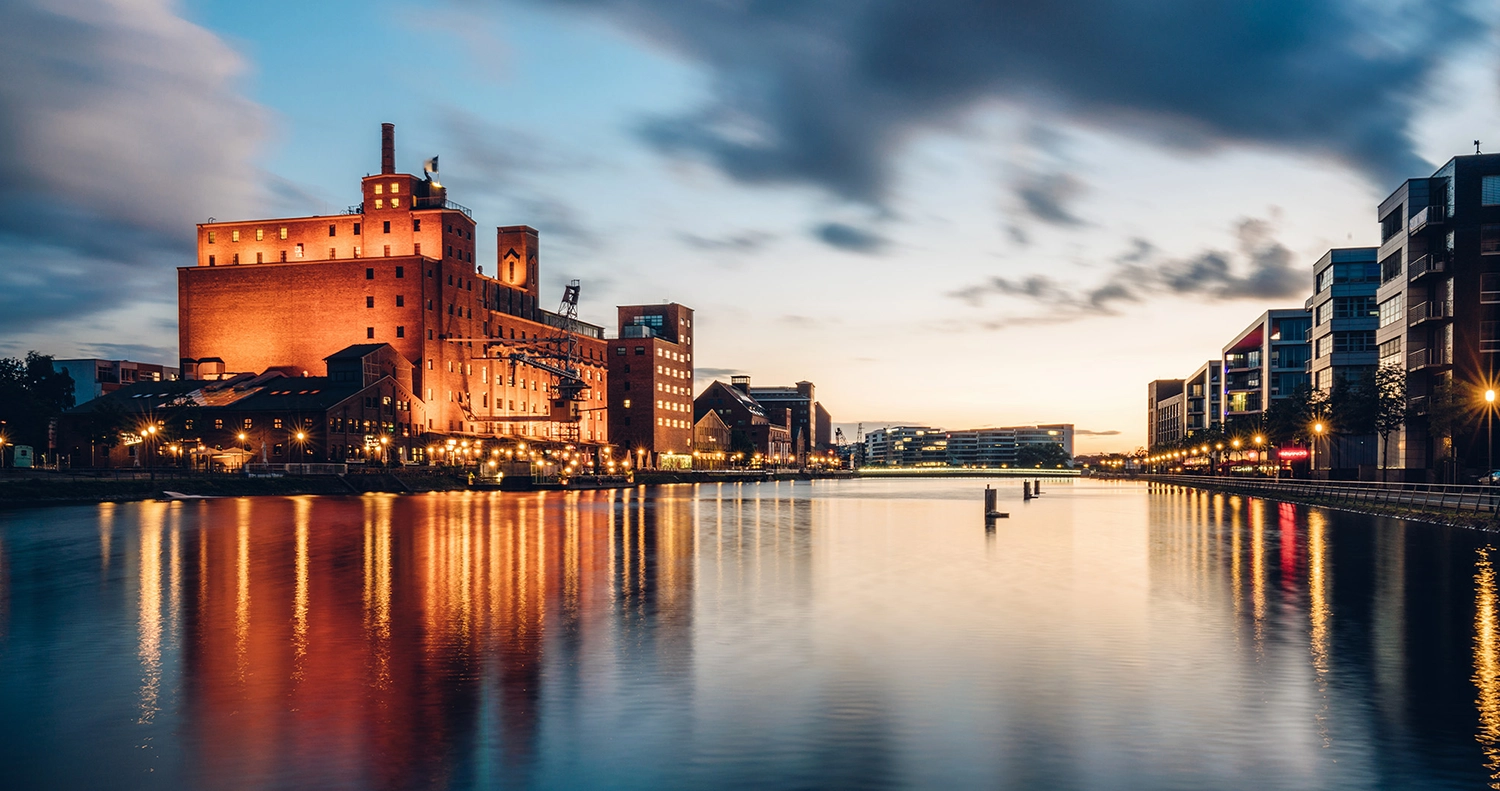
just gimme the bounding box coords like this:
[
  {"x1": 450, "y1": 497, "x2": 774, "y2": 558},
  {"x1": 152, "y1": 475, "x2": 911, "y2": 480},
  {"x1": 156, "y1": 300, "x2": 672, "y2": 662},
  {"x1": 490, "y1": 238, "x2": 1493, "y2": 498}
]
[{"x1": 324, "y1": 343, "x2": 391, "y2": 361}]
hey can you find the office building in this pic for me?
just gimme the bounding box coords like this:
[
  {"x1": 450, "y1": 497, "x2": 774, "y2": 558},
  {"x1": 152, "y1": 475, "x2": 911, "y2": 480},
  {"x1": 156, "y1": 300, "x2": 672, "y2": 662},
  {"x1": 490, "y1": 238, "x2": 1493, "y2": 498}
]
[
  {"x1": 1147, "y1": 379, "x2": 1184, "y2": 449},
  {"x1": 54, "y1": 359, "x2": 180, "y2": 405},
  {"x1": 1222, "y1": 309, "x2": 1311, "y2": 426},
  {"x1": 607, "y1": 303, "x2": 695, "y2": 467},
  {"x1": 1306, "y1": 247, "x2": 1381, "y2": 475},
  {"x1": 945, "y1": 424, "x2": 1075, "y2": 467}
]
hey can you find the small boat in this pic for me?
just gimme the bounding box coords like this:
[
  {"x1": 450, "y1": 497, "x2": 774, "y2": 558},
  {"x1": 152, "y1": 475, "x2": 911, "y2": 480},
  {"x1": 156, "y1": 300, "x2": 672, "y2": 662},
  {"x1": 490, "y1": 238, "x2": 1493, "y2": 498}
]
[{"x1": 161, "y1": 491, "x2": 215, "y2": 500}]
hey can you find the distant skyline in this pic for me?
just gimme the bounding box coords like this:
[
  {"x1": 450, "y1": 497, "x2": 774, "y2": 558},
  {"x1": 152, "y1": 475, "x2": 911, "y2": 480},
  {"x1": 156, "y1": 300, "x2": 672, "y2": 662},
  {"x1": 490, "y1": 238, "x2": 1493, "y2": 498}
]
[{"x1": 5, "y1": 0, "x2": 1500, "y2": 453}]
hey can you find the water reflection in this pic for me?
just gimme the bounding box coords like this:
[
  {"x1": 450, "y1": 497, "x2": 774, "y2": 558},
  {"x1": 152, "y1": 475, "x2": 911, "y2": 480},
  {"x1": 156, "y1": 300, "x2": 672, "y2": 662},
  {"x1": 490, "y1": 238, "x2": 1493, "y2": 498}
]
[{"x1": 11, "y1": 482, "x2": 1500, "y2": 788}]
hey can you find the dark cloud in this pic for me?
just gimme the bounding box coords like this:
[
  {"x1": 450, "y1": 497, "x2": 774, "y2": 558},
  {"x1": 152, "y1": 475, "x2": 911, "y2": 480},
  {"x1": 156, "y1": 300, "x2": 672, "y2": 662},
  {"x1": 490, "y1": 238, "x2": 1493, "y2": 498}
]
[
  {"x1": 950, "y1": 216, "x2": 1304, "y2": 327},
  {"x1": 0, "y1": 0, "x2": 264, "y2": 336},
  {"x1": 534, "y1": 0, "x2": 1469, "y2": 204},
  {"x1": 76, "y1": 342, "x2": 178, "y2": 365},
  {"x1": 438, "y1": 108, "x2": 598, "y2": 244},
  {"x1": 814, "y1": 222, "x2": 887, "y2": 253},
  {"x1": 1016, "y1": 171, "x2": 1087, "y2": 226}
]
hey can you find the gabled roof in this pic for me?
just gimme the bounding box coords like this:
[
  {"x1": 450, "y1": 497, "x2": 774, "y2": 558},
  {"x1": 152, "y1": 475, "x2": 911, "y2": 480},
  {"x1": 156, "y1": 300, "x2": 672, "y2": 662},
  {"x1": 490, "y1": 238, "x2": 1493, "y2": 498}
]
[
  {"x1": 324, "y1": 343, "x2": 391, "y2": 361},
  {"x1": 697, "y1": 380, "x2": 767, "y2": 419}
]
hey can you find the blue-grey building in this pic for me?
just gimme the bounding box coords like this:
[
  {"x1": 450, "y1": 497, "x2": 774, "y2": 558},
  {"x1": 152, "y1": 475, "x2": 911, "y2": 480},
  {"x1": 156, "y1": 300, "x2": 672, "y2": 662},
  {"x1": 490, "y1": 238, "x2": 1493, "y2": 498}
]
[{"x1": 1306, "y1": 247, "x2": 1380, "y2": 476}]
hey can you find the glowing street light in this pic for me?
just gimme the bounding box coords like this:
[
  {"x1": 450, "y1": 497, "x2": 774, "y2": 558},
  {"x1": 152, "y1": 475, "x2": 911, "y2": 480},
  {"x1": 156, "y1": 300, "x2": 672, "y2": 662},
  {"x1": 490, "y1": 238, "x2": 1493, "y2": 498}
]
[{"x1": 1487, "y1": 389, "x2": 1497, "y2": 475}]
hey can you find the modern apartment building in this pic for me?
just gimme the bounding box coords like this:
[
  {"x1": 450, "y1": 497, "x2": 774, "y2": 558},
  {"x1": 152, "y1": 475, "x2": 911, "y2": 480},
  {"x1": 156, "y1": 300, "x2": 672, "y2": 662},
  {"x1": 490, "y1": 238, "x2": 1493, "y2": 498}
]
[
  {"x1": 861, "y1": 424, "x2": 1075, "y2": 467},
  {"x1": 1306, "y1": 247, "x2": 1381, "y2": 475},
  {"x1": 1375, "y1": 153, "x2": 1500, "y2": 477},
  {"x1": 1222, "y1": 309, "x2": 1311, "y2": 425},
  {"x1": 54, "y1": 358, "x2": 180, "y2": 405},
  {"x1": 1147, "y1": 379, "x2": 1184, "y2": 448},
  {"x1": 1183, "y1": 360, "x2": 1222, "y2": 435},
  {"x1": 607, "y1": 303, "x2": 695, "y2": 466},
  {"x1": 862, "y1": 426, "x2": 946, "y2": 466}
]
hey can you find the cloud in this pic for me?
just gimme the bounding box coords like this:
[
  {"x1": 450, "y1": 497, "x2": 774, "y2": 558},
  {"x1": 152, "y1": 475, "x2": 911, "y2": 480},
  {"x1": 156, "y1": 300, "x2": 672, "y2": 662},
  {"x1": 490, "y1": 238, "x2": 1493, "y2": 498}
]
[
  {"x1": 1016, "y1": 171, "x2": 1087, "y2": 226},
  {"x1": 695, "y1": 367, "x2": 747, "y2": 380},
  {"x1": 814, "y1": 222, "x2": 887, "y2": 253},
  {"x1": 438, "y1": 108, "x2": 598, "y2": 244},
  {"x1": 533, "y1": 0, "x2": 1471, "y2": 204},
  {"x1": 950, "y1": 216, "x2": 1304, "y2": 327},
  {"x1": 75, "y1": 341, "x2": 178, "y2": 364},
  {"x1": 1075, "y1": 429, "x2": 1122, "y2": 436},
  {"x1": 0, "y1": 0, "x2": 265, "y2": 336},
  {"x1": 679, "y1": 230, "x2": 774, "y2": 253}
]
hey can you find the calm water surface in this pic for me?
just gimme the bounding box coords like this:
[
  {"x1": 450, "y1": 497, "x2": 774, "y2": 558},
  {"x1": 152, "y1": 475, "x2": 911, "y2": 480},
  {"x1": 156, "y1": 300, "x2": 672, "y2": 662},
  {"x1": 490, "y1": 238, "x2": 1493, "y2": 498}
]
[{"x1": 1, "y1": 479, "x2": 1499, "y2": 789}]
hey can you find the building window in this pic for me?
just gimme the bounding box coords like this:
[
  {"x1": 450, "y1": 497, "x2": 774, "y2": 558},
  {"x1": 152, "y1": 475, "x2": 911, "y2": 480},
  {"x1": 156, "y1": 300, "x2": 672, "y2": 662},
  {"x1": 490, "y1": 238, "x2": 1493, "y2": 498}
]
[
  {"x1": 395, "y1": 295, "x2": 404, "y2": 307},
  {"x1": 413, "y1": 243, "x2": 421, "y2": 256},
  {"x1": 375, "y1": 184, "x2": 383, "y2": 195},
  {"x1": 329, "y1": 247, "x2": 336, "y2": 259},
  {"x1": 208, "y1": 255, "x2": 215, "y2": 266},
  {"x1": 1485, "y1": 176, "x2": 1500, "y2": 207},
  {"x1": 207, "y1": 231, "x2": 216, "y2": 244},
  {"x1": 279, "y1": 227, "x2": 288, "y2": 240},
  {"x1": 353, "y1": 246, "x2": 361, "y2": 258},
  {"x1": 395, "y1": 266, "x2": 404, "y2": 278},
  {"x1": 232, "y1": 253, "x2": 239, "y2": 264},
  {"x1": 413, "y1": 219, "x2": 421, "y2": 232},
  {"x1": 384, "y1": 245, "x2": 391, "y2": 257},
  {"x1": 390, "y1": 182, "x2": 399, "y2": 194},
  {"x1": 185, "y1": 420, "x2": 193, "y2": 430},
  {"x1": 1314, "y1": 300, "x2": 1331, "y2": 326},
  {"x1": 1380, "y1": 251, "x2": 1402, "y2": 283},
  {"x1": 366, "y1": 267, "x2": 375, "y2": 280},
  {"x1": 1483, "y1": 273, "x2": 1500, "y2": 303},
  {"x1": 383, "y1": 221, "x2": 391, "y2": 234},
  {"x1": 256, "y1": 228, "x2": 264, "y2": 241},
  {"x1": 367, "y1": 327, "x2": 375, "y2": 339},
  {"x1": 329, "y1": 224, "x2": 336, "y2": 237},
  {"x1": 366, "y1": 296, "x2": 375, "y2": 308},
  {"x1": 244, "y1": 418, "x2": 253, "y2": 429},
  {"x1": 615, "y1": 347, "x2": 625, "y2": 355},
  {"x1": 353, "y1": 223, "x2": 361, "y2": 235},
  {"x1": 1378, "y1": 294, "x2": 1404, "y2": 327},
  {"x1": 375, "y1": 199, "x2": 384, "y2": 209},
  {"x1": 1483, "y1": 224, "x2": 1500, "y2": 255},
  {"x1": 635, "y1": 346, "x2": 645, "y2": 355},
  {"x1": 391, "y1": 198, "x2": 399, "y2": 208},
  {"x1": 295, "y1": 243, "x2": 304, "y2": 258},
  {"x1": 214, "y1": 419, "x2": 223, "y2": 430},
  {"x1": 396, "y1": 326, "x2": 405, "y2": 338},
  {"x1": 1333, "y1": 295, "x2": 1376, "y2": 319},
  {"x1": 231, "y1": 230, "x2": 240, "y2": 242},
  {"x1": 1380, "y1": 209, "x2": 1403, "y2": 243},
  {"x1": 273, "y1": 418, "x2": 283, "y2": 429},
  {"x1": 1332, "y1": 330, "x2": 1376, "y2": 353},
  {"x1": 256, "y1": 252, "x2": 264, "y2": 264}
]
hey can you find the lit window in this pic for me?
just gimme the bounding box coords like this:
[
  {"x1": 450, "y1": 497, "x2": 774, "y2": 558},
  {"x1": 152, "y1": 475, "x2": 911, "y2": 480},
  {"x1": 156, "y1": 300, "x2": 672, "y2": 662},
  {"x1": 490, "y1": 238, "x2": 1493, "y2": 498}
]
[
  {"x1": 279, "y1": 227, "x2": 288, "y2": 240},
  {"x1": 624, "y1": 399, "x2": 631, "y2": 408},
  {"x1": 256, "y1": 229, "x2": 264, "y2": 241},
  {"x1": 375, "y1": 184, "x2": 384, "y2": 195},
  {"x1": 295, "y1": 243, "x2": 304, "y2": 258},
  {"x1": 207, "y1": 231, "x2": 216, "y2": 244},
  {"x1": 374, "y1": 199, "x2": 384, "y2": 209},
  {"x1": 232, "y1": 230, "x2": 240, "y2": 242},
  {"x1": 391, "y1": 198, "x2": 399, "y2": 208},
  {"x1": 390, "y1": 182, "x2": 399, "y2": 194}
]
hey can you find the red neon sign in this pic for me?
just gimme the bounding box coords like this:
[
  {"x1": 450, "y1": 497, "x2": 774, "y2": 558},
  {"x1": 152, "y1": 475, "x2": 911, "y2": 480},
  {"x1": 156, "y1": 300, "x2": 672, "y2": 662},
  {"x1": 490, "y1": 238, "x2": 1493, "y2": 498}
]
[{"x1": 1277, "y1": 447, "x2": 1310, "y2": 460}]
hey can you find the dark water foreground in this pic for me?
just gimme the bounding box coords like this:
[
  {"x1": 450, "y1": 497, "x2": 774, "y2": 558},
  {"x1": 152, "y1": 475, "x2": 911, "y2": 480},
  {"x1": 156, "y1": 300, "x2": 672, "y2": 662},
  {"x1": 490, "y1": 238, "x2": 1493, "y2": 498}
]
[{"x1": 1, "y1": 480, "x2": 1499, "y2": 790}]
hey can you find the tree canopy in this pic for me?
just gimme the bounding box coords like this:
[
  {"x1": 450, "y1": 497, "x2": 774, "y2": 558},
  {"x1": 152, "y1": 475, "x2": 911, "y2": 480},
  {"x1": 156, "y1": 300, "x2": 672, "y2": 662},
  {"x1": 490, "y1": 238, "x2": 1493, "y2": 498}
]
[{"x1": 0, "y1": 353, "x2": 75, "y2": 451}]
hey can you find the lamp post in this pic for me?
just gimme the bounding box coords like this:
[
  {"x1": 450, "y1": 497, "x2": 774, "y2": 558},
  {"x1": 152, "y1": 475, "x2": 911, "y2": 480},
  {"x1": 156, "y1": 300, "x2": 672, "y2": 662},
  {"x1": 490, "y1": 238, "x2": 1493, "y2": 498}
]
[
  {"x1": 1487, "y1": 389, "x2": 1496, "y2": 476},
  {"x1": 1253, "y1": 434, "x2": 1266, "y2": 478},
  {"x1": 1313, "y1": 422, "x2": 1325, "y2": 480}
]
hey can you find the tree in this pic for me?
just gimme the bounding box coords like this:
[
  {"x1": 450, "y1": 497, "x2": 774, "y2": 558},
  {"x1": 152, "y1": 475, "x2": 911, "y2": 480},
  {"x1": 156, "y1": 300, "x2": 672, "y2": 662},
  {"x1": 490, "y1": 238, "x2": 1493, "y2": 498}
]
[
  {"x1": 85, "y1": 399, "x2": 129, "y2": 467},
  {"x1": 1015, "y1": 442, "x2": 1071, "y2": 468},
  {"x1": 1265, "y1": 384, "x2": 1324, "y2": 446},
  {"x1": 1328, "y1": 372, "x2": 1376, "y2": 437},
  {"x1": 1372, "y1": 363, "x2": 1407, "y2": 479},
  {"x1": 1426, "y1": 377, "x2": 1469, "y2": 482},
  {"x1": 0, "y1": 352, "x2": 75, "y2": 454}
]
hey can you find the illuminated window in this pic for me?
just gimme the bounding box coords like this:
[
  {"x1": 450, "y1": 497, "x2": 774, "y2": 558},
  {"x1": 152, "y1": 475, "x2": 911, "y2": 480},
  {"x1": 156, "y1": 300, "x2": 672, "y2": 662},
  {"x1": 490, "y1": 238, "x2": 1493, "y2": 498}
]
[
  {"x1": 207, "y1": 231, "x2": 216, "y2": 244},
  {"x1": 256, "y1": 229, "x2": 264, "y2": 241},
  {"x1": 374, "y1": 199, "x2": 384, "y2": 209},
  {"x1": 185, "y1": 420, "x2": 193, "y2": 430},
  {"x1": 295, "y1": 243, "x2": 303, "y2": 258},
  {"x1": 232, "y1": 230, "x2": 240, "y2": 242},
  {"x1": 243, "y1": 418, "x2": 253, "y2": 429},
  {"x1": 367, "y1": 327, "x2": 374, "y2": 339},
  {"x1": 273, "y1": 418, "x2": 283, "y2": 429},
  {"x1": 279, "y1": 227, "x2": 287, "y2": 240},
  {"x1": 623, "y1": 399, "x2": 631, "y2": 408},
  {"x1": 391, "y1": 198, "x2": 399, "y2": 208},
  {"x1": 390, "y1": 182, "x2": 399, "y2": 194},
  {"x1": 214, "y1": 419, "x2": 223, "y2": 430},
  {"x1": 353, "y1": 246, "x2": 360, "y2": 258},
  {"x1": 375, "y1": 184, "x2": 384, "y2": 195}
]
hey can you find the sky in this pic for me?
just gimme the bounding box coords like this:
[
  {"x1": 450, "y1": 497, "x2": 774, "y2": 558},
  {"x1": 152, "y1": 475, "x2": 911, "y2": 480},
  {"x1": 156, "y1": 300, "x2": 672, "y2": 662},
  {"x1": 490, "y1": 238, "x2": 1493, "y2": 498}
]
[{"x1": 4, "y1": 0, "x2": 1500, "y2": 453}]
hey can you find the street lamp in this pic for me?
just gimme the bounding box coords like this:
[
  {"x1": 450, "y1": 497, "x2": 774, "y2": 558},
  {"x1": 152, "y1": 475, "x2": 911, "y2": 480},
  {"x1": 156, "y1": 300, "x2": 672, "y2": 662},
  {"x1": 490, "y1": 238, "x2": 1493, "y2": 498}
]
[
  {"x1": 1487, "y1": 389, "x2": 1496, "y2": 476},
  {"x1": 1313, "y1": 421, "x2": 1325, "y2": 479}
]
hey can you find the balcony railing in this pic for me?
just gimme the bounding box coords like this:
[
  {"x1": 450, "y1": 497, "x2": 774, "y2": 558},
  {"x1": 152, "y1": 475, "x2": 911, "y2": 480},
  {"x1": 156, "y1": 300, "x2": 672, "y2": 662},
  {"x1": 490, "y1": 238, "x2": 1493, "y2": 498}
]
[
  {"x1": 413, "y1": 196, "x2": 473, "y2": 218},
  {"x1": 1408, "y1": 347, "x2": 1451, "y2": 370},
  {"x1": 1409, "y1": 395, "x2": 1429, "y2": 415},
  {"x1": 1409, "y1": 204, "x2": 1447, "y2": 233},
  {"x1": 1408, "y1": 252, "x2": 1447, "y2": 280},
  {"x1": 1408, "y1": 300, "x2": 1451, "y2": 326}
]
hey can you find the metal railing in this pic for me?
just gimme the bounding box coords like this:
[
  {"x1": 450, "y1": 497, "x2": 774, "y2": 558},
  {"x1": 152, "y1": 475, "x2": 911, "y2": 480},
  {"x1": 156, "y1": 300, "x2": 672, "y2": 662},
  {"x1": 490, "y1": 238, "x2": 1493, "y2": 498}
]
[
  {"x1": 1409, "y1": 346, "x2": 1450, "y2": 369},
  {"x1": 1148, "y1": 474, "x2": 1500, "y2": 516},
  {"x1": 1408, "y1": 252, "x2": 1447, "y2": 280},
  {"x1": 245, "y1": 463, "x2": 348, "y2": 476},
  {"x1": 1409, "y1": 204, "x2": 1447, "y2": 233},
  {"x1": 1408, "y1": 300, "x2": 1451, "y2": 326},
  {"x1": 413, "y1": 196, "x2": 473, "y2": 218}
]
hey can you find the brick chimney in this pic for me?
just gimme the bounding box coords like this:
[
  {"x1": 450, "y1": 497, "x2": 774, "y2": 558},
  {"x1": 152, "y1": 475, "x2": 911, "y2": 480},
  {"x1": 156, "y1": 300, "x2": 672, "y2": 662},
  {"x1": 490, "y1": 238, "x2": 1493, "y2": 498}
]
[{"x1": 381, "y1": 123, "x2": 395, "y2": 175}]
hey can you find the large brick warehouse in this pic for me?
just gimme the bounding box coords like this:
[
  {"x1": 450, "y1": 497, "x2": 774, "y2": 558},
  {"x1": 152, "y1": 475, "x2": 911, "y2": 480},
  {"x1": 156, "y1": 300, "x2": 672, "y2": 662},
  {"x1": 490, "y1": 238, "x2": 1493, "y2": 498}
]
[{"x1": 178, "y1": 124, "x2": 610, "y2": 459}]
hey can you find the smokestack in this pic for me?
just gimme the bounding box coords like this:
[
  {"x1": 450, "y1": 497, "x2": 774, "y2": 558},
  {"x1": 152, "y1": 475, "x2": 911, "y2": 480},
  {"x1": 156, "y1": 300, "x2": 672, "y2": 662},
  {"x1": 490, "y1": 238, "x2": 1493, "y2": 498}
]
[
  {"x1": 732, "y1": 375, "x2": 751, "y2": 393},
  {"x1": 381, "y1": 123, "x2": 395, "y2": 175}
]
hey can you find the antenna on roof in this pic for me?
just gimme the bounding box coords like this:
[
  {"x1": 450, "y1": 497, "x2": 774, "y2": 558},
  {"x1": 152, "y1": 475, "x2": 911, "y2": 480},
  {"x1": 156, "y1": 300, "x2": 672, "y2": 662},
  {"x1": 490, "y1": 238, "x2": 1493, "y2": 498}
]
[{"x1": 1477, "y1": 140, "x2": 1483, "y2": 155}]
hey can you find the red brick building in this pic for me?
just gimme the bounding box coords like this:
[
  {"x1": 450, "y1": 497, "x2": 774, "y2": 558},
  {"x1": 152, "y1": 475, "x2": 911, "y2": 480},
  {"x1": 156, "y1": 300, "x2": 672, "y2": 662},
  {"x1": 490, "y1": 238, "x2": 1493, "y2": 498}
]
[
  {"x1": 179, "y1": 124, "x2": 609, "y2": 448},
  {"x1": 606, "y1": 303, "x2": 694, "y2": 468}
]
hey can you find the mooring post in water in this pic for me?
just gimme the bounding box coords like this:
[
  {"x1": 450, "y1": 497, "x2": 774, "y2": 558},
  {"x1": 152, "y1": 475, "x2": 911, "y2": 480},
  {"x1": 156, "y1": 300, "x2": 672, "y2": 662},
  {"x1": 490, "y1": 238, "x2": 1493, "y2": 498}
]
[
  {"x1": 1034, "y1": 479, "x2": 1042, "y2": 495},
  {"x1": 984, "y1": 485, "x2": 1008, "y2": 519},
  {"x1": 1024, "y1": 481, "x2": 1032, "y2": 500}
]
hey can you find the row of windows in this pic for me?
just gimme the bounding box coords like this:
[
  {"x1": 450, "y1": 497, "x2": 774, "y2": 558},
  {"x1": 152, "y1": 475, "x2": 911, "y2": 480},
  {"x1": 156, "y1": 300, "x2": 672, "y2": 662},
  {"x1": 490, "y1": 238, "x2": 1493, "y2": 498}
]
[{"x1": 208, "y1": 224, "x2": 362, "y2": 244}]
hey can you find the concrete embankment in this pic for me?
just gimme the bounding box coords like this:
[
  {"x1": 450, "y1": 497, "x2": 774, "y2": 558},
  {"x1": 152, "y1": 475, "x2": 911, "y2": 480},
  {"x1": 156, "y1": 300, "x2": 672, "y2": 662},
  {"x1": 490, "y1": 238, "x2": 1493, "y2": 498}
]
[
  {"x1": 0, "y1": 471, "x2": 470, "y2": 507},
  {"x1": 1143, "y1": 474, "x2": 1500, "y2": 532}
]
